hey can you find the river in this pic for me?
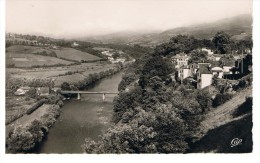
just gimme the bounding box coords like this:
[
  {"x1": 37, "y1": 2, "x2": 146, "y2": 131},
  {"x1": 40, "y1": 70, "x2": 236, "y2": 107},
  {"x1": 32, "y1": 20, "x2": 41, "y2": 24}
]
[{"x1": 35, "y1": 72, "x2": 123, "y2": 153}]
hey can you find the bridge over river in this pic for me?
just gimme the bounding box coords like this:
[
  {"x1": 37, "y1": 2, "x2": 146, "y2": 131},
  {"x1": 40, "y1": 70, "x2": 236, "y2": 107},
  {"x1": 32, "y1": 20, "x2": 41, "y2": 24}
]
[{"x1": 60, "y1": 90, "x2": 119, "y2": 101}]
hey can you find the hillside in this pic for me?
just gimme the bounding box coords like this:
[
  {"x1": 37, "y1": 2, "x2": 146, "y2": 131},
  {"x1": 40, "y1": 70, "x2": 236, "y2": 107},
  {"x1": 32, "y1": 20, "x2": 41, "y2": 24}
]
[
  {"x1": 190, "y1": 87, "x2": 252, "y2": 153},
  {"x1": 83, "y1": 14, "x2": 252, "y2": 46},
  {"x1": 5, "y1": 45, "x2": 103, "y2": 67}
]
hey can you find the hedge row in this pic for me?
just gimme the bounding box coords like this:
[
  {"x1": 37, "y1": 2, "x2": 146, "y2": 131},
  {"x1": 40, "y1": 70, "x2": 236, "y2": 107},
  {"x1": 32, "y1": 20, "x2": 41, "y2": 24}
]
[{"x1": 26, "y1": 99, "x2": 47, "y2": 115}]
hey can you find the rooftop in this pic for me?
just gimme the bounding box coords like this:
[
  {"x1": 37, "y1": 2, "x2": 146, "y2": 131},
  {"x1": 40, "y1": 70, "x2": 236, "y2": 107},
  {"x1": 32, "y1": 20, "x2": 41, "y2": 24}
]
[
  {"x1": 212, "y1": 67, "x2": 223, "y2": 72},
  {"x1": 213, "y1": 54, "x2": 222, "y2": 57},
  {"x1": 198, "y1": 63, "x2": 211, "y2": 74}
]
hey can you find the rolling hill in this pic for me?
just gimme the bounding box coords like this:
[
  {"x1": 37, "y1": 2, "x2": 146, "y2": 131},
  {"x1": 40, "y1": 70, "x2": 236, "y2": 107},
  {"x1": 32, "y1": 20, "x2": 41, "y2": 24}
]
[{"x1": 82, "y1": 14, "x2": 252, "y2": 46}]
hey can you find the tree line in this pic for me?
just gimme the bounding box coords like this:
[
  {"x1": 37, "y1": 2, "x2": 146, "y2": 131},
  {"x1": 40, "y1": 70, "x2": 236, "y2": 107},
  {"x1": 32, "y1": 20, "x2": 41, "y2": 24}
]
[{"x1": 154, "y1": 32, "x2": 252, "y2": 57}]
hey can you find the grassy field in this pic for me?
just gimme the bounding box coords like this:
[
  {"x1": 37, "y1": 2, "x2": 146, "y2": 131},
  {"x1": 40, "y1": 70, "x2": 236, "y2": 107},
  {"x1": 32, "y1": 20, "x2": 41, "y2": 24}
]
[
  {"x1": 7, "y1": 62, "x2": 118, "y2": 86},
  {"x1": 54, "y1": 47, "x2": 101, "y2": 62},
  {"x1": 6, "y1": 45, "x2": 50, "y2": 53},
  {"x1": 6, "y1": 96, "x2": 37, "y2": 125},
  {"x1": 6, "y1": 45, "x2": 104, "y2": 68},
  {"x1": 6, "y1": 63, "x2": 113, "y2": 79},
  {"x1": 6, "y1": 52, "x2": 73, "y2": 67}
]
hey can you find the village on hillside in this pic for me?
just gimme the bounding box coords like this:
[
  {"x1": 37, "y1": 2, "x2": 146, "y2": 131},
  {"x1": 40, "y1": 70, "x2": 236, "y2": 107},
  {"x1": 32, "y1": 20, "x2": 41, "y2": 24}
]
[{"x1": 171, "y1": 48, "x2": 252, "y2": 90}]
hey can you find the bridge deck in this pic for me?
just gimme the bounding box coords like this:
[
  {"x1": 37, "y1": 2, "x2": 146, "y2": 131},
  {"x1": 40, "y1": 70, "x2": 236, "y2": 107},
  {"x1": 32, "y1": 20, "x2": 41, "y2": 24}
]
[{"x1": 60, "y1": 91, "x2": 119, "y2": 94}]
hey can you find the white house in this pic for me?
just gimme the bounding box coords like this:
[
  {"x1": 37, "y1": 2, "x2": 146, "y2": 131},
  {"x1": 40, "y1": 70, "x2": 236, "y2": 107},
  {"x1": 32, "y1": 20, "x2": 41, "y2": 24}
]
[
  {"x1": 172, "y1": 53, "x2": 190, "y2": 68},
  {"x1": 223, "y1": 66, "x2": 233, "y2": 74},
  {"x1": 197, "y1": 63, "x2": 213, "y2": 89},
  {"x1": 14, "y1": 87, "x2": 31, "y2": 96},
  {"x1": 111, "y1": 58, "x2": 125, "y2": 63},
  {"x1": 72, "y1": 42, "x2": 79, "y2": 47},
  {"x1": 211, "y1": 67, "x2": 224, "y2": 78},
  {"x1": 201, "y1": 48, "x2": 214, "y2": 55},
  {"x1": 178, "y1": 65, "x2": 191, "y2": 81},
  {"x1": 102, "y1": 50, "x2": 113, "y2": 57}
]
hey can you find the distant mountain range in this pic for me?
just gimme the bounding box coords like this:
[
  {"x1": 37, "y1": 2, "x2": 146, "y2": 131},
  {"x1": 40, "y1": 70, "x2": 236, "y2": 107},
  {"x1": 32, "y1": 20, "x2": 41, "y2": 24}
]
[{"x1": 81, "y1": 14, "x2": 252, "y2": 46}]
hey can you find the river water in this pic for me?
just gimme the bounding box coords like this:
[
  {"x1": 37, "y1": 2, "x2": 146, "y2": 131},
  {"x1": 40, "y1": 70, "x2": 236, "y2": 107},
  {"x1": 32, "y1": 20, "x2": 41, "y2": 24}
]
[{"x1": 35, "y1": 72, "x2": 123, "y2": 153}]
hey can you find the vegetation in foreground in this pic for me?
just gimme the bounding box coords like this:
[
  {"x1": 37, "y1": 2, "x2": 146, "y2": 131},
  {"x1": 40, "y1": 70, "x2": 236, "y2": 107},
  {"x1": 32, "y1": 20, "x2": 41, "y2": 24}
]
[{"x1": 6, "y1": 104, "x2": 62, "y2": 153}]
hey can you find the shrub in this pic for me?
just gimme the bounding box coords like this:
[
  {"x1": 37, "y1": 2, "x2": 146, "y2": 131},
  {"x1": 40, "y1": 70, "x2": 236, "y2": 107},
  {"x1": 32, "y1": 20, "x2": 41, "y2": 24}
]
[
  {"x1": 212, "y1": 93, "x2": 233, "y2": 107},
  {"x1": 26, "y1": 99, "x2": 47, "y2": 115},
  {"x1": 57, "y1": 100, "x2": 64, "y2": 107},
  {"x1": 26, "y1": 88, "x2": 37, "y2": 98},
  {"x1": 61, "y1": 82, "x2": 71, "y2": 90},
  {"x1": 196, "y1": 90, "x2": 212, "y2": 112},
  {"x1": 233, "y1": 97, "x2": 252, "y2": 117}
]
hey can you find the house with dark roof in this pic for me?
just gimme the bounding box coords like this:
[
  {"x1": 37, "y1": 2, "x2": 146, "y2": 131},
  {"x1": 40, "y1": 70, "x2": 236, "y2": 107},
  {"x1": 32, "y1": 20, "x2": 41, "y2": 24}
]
[
  {"x1": 197, "y1": 63, "x2": 213, "y2": 89},
  {"x1": 235, "y1": 54, "x2": 252, "y2": 75}
]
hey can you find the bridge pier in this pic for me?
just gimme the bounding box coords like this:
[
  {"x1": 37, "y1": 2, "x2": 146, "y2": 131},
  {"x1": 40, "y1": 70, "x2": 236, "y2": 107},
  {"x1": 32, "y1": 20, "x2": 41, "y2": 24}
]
[
  {"x1": 77, "y1": 93, "x2": 81, "y2": 100},
  {"x1": 102, "y1": 93, "x2": 106, "y2": 102}
]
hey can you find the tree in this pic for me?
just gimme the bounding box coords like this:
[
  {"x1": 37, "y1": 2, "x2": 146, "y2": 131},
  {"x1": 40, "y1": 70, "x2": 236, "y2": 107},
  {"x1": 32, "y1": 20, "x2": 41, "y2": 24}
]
[
  {"x1": 154, "y1": 35, "x2": 200, "y2": 57},
  {"x1": 212, "y1": 31, "x2": 231, "y2": 54},
  {"x1": 6, "y1": 126, "x2": 35, "y2": 153},
  {"x1": 189, "y1": 50, "x2": 208, "y2": 64},
  {"x1": 83, "y1": 104, "x2": 188, "y2": 153},
  {"x1": 61, "y1": 82, "x2": 71, "y2": 90},
  {"x1": 27, "y1": 120, "x2": 46, "y2": 143},
  {"x1": 118, "y1": 72, "x2": 137, "y2": 91},
  {"x1": 196, "y1": 90, "x2": 212, "y2": 112},
  {"x1": 212, "y1": 93, "x2": 233, "y2": 107},
  {"x1": 139, "y1": 56, "x2": 175, "y2": 88}
]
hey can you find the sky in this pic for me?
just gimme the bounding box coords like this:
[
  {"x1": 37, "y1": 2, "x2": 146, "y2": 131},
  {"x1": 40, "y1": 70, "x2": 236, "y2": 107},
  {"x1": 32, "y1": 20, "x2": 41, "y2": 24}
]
[{"x1": 6, "y1": 0, "x2": 252, "y2": 38}]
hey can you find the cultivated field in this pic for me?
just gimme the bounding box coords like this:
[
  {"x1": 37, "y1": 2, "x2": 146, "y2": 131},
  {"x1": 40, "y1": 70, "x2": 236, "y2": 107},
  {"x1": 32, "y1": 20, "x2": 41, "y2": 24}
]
[
  {"x1": 7, "y1": 45, "x2": 48, "y2": 53},
  {"x1": 6, "y1": 52, "x2": 73, "y2": 67},
  {"x1": 6, "y1": 62, "x2": 118, "y2": 86},
  {"x1": 54, "y1": 47, "x2": 101, "y2": 62}
]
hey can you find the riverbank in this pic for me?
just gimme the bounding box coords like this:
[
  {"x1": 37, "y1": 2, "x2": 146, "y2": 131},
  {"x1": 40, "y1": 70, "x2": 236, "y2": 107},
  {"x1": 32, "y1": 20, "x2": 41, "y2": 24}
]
[
  {"x1": 5, "y1": 66, "x2": 126, "y2": 153},
  {"x1": 34, "y1": 71, "x2": 124, "y2": 153},
  {"x1": 6, "y1": 104, "x2": 62, "y2": 153}
]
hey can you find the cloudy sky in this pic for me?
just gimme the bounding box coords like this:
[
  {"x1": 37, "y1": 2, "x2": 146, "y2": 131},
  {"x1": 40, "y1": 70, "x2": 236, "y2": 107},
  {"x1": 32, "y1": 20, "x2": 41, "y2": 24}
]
[{"x1": 6, "y1": 0, "x2": 252, "y2": 38}]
